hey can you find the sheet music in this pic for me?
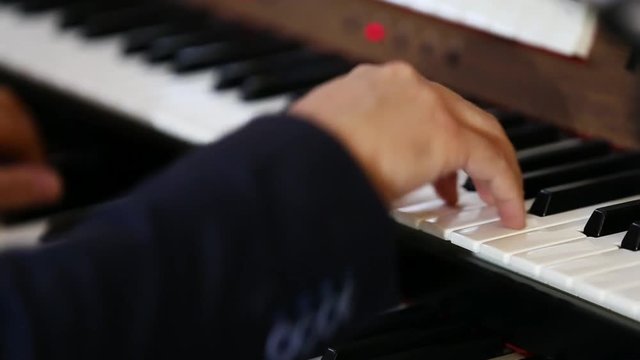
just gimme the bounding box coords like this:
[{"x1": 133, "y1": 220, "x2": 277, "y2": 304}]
[{"x1": 381, "y1": 0, "x2": 598, "y2": 57}]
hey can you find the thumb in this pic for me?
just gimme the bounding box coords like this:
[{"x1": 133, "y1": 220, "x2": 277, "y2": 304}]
[{"x1": 0, "y1": 165, "x2": 63, "y2": 212}]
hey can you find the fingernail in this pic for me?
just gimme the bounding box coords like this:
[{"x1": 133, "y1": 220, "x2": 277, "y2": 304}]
[{"x1": 500, "y1": 201, "x2": 526, "y2": 229}]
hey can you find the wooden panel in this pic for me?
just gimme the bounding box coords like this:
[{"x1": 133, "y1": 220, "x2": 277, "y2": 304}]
[{"x1": 190, "y1": 0, "x2": 640, "y2": 148}]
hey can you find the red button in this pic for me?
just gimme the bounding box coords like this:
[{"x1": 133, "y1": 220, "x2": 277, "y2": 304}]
[{"x1": 364, "y1": 22, "x2": 386, "y2": 43}]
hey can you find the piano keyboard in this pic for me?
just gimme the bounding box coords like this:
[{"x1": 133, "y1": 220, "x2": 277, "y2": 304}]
[
  {"x1": 393, "y1": 108, "x2": 640, "y2": 324},
  {"x1": 0, "y1": 0, "x2": 354, "y2": 144}
]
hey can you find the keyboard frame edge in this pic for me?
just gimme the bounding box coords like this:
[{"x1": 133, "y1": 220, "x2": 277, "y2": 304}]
[
  {"x1": 396, "y1": 224, "x2": 640, "y2": 360},
  {"x1": 190, "y1": 0, "x2": 640, "y2": 149}
]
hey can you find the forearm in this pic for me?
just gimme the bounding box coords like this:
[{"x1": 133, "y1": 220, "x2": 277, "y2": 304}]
[
  {"x1": 132, "y1": 115, "x2": 400, "y2": 358},
  {"x1": 0, "y1": 115, "x2": 399, "y2": 359}
]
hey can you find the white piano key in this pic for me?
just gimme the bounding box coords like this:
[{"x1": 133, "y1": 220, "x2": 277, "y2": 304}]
[
  {"x1": 0, "y1": 8, "x2": 288, "y2": 145},
  {"x1": 392, "y1": 198, "x2": 442, "y2": 227},
  {"x1": 476, "y1": 220, "x2": 586, "y2": 263},
  {"x1": 418, "y1": 199, "x2": 534, "y2": 240},
  {"x1": 539, "y1": 245, "x2": 640, "y2": 290},
  {"x1": 0, "y1": 221, "x2": 48, "y2": 251},
  {"x1": 392, "y1": 191, "x2": 484, "y2": 228},
  {"x1": 450, "y1": 195, "x2": 640, "y2": 251},
  {"x1": 604, "y1": 285, "x2": 640, "y2": 321},
  {"x1": 392, "y1": 171, "x2": 468, "y2": 209},
  {"x1": 392, "y1": 173, "x2": 486, "y2": 228},
  {"x1": 573, "y1": 264, "x2": 640, "y2": 303},
  {"x1": 510, "y1": 233, "x2": 621, "y2": 277},
  {"x1": 392, "y1": 183, "x2": 439, "y2": 210},
  {"x1": 419, "y1": 205, "x2": 499, "y2": 239}
]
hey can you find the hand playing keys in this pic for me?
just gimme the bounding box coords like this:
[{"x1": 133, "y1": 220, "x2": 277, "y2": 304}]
[{"x1": 291, "y1": 62, "x2": 525, "y2": 229}]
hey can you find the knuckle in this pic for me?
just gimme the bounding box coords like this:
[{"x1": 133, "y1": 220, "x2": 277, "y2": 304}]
[
  {"x1": 382, "y1": 61, "x2": 417, "y2": 78},
  {"x1": 492, "y1": 130, "x2": 515, "y2": 153},
  {"x1": 483, "y1": 111, "x2": 501, "y2": 127},
  {"x1": 420, "y1": 89, "x2": 444, "y2": 109},
  {"x1": 494, "y1": 156, "x2": 514, "y2": 177},
  {"x1": 422, "y1": 79, "x2": 445, "y2": 94},
  {"x1": 419, "y1": 81, "x2": 445, "y2": 103},
  {"x1": 480, "y1": 140, "x2": 506, "y2": 164},
  {"x1": 350, "y1": 63, "x2": 377, "y2": 76},
  {"x1": 486, "y1": 114, "x2": 507, "y2": 135}
]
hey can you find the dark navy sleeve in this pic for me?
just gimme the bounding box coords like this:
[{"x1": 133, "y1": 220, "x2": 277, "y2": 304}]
[{"x1": 0, "y1": 115, "x2": 399, "y2": 360}]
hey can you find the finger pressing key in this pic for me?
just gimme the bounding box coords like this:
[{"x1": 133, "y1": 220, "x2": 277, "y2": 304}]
[{"x1": 462, "y1": 129, "x2": 525, "y2": 229}]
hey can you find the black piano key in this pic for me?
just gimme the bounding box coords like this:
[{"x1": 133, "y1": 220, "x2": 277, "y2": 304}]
[
  {"x1": 506, "y1": 123, "x2": 562, "y2": 149},
  {"x1": 621, "y1": 221, "x2": 640, "y2": 251},
  {"x1": 120, "y1": 5, "x2": 210, "y2": 53},
  {"x1": 123, "y1": 23, "x2": 182, "y2": 53},
  {"x1": 215, "y1": 50, "x2": 339, "y2": 89},
  {"x1": 529, "y1": 170, "x2": 640, "y2": 217},
  {"x1": 583, "y1": 199, "x2": 640, "y2": 237},
  {"x1": 122, "y1": 22, "x2": 197, "y2": 54},
  {"x1": 82, "y1": 4, "x2": 176, "y2": 38},
  {"x1": 18, "y1": 0, "x2": 68, "y2": 13},
  {"x1": 173, "y1": 37, "x2": 299, "y2": 73},
  {"x1": 522, "y1": 152, "x2": 640, "y2": 199},
  {"x1": 59, "y1": 1, "x2": 130, "y2": 28},
  {"x1": 241, "y1": 60, "x2": 354, "y2": 100},
  {"x1": 462, "y1": 139, "x2": 614, "y2": 192},
  {"x1": 146, "y1": 26, "x2": 247, "y2": 63},
  {"x1": 517, "y1": 139, "x2": 610, "y2": 173},
  {"x1": 321, "y1": 325, "x2": 471, "y2": 360}
]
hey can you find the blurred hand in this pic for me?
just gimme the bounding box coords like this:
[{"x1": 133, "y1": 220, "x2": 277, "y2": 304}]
[
  {"x1": 0, "y1": 87, "x2": 62, "y2": 212},
  {"x1": 290, "y1": 62, "x2": 525, "y2": 229}
]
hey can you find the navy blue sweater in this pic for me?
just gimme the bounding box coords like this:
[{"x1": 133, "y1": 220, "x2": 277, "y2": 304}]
[{"x1": 0, "y1": 115, "x2": 398, "y2": 359}]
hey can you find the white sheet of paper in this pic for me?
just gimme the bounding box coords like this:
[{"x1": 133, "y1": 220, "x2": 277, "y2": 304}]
[{"x1": 379, "y1": 0, "x2": 598, "y2": 57}]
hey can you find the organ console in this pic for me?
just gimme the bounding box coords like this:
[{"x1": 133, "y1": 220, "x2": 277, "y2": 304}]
[{"x1": 2, "y1": 0, "x2": 640, "y2": 358}]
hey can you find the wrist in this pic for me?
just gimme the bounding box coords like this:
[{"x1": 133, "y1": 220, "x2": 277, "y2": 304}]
[{"x1": 288, "y1": 108, "x2": 394, "y2": 206}]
